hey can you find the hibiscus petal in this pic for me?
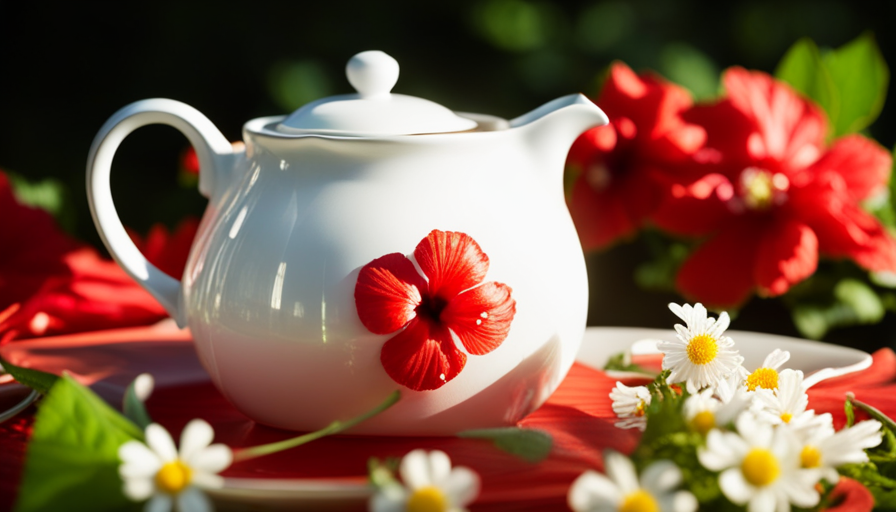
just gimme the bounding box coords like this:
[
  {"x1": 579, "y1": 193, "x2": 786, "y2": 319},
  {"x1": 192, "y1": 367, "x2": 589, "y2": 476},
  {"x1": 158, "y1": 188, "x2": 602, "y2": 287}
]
[
  {"x1": 380, "y1": 319, "x2": 467, "y2": 391},
  {"x1": 675, "y1": 219, "x2": 764, "y2": 308},
  {"x1": 807, "y1": 135, "x2": 892, "y2": 202},
  {"x1": 722, "y1": 67, "x2": 826, "y2": 170},
  {"x1": 569, "y1": 171, "x2": 641, "y2": 251},
  {"x1": 355, "y1": 253, "x2": 426, "y2": 335},
  {"x1": 753, "y1": 220, "x2": 818, "y2": 297},
  {"x1": 414, "y1": 230, "x2": 489, "y2": 298},
  {"x1": 441, "y1": 282, "x2": 515, "y2": 356},
  {"x1": 651, "y1": 173, "x2": 733, "y2": 236}
]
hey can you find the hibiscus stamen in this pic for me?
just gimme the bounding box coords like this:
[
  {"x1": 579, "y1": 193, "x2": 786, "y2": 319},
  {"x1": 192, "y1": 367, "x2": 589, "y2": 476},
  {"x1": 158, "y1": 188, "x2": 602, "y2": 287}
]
[
  {"x1": 739, "y1": 167, "x2": 789, "y2": 210},
  {"x1": 586, "y1": 162, "x2": 613, "y2": 191}
]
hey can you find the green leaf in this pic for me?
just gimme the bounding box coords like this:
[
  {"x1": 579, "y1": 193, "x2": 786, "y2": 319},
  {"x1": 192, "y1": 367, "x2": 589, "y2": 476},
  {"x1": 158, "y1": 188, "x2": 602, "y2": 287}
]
[
  {"x1": 603, "y1": 352, "x2": 653, "y2": 374},
  {"x1": 823, "y1": 32, "x2": 889, "y2": 137},
  {"x1": 15, "y1": 374, "x2": 143, "y2": 512},
  {"x1": 122, "y1": 376, "x2": 152, "y2": 431},
  {"x1": 6, "y1": 172, "x2": 67, "y2": 217},
  {"x1": 835, "y1": 278, "x2": 885, "y2": 323},
  {"x1": 0, "y1": 354, "x2": 58, "y2": 394},
  {"x1": 457, "y1": 427, "x2": 553, "y2": 463},
  {"x1": 775, "y1": 37, "x2": 837, "y2": 120}
]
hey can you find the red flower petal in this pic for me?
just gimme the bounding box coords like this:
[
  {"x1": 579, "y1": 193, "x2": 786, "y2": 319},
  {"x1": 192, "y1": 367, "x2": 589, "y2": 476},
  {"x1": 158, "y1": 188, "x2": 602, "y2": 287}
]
[
  {"x1": 414, "y1": 230, "x2": 488, "y2": 299},
  {"x1": 380, "y1": 319, "x2": 467, "y2": 391},
  {"x1": 568, "y1": 172, "x2": 642, "y2": 251},
  {"x1": 129, "y1": 217, "x2": 200, "y2": 279},
  {"x1": 722, "y1": 67, "x2": 826, "y2": 172},
  {"x1": 651, "y1": 173, "x2": 733, "y2": 236},
  {"x1": 753, "y1": 220, "x2": 818, "y2": 296},
  {"x1": 675, "y1": 218, "x2": 765, "y2": 308},
  {"x1": 808, "y1": 134, "x2": 892, "y2": 202},
  {"x1": 355, "y1": 253, "x2": 426, "y2": 335},
  {"x1": 824, "y1": 477, "x2": 874, "y2": 512},
  {"x1": 441, "y1": 282, "x2": 516, "y2": 356}
]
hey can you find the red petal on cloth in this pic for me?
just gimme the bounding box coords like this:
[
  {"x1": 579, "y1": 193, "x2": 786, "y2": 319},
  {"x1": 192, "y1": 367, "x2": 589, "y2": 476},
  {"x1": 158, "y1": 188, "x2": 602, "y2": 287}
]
[
  {"x1": 129, "y1": 217, "x2": 200, "y2": 279},
  {"x1": 414, "y1": 230, "x2": 489, "y2": 299},
  {"x1": 675, "y1": 218, "x2": 764, "y2": 308},
  {"x1": 753, "y1": 219, "x2": 818, "y2": 297},
  {"x1": 809, "y1": 349, "x2": 896, "y2": 429},
  {"x1": 380, "y1": 319, "x2": 467, "y2": 391},
  {"x1": 0, "y1": 172, "x2": 79, "y2": 311},
  {"x1": 651, "y1": 173, "x2": 733, "y2": 236},
  {"x1": 0, "y1": 248, "x2": 168, "y2": 339},
  {"x1": 808, "y1": 135, "x2": 892, "y2": 202},
  {"x1": 722, "y1": 67, "x2": 826, "y2": 172},
  {"x1": 354, "y1": 253, "x2": 426, "y2": 335},
  {"x1": 824, "y1": 477, "x2": 874, "y2": 512},
  {"x1": 441, "y1": 282, "x2": 515, "y2": 356}
]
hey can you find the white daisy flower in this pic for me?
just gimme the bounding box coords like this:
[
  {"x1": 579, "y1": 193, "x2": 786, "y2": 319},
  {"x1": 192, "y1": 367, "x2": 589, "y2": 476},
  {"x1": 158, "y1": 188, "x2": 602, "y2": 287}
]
[
  {"x1": 610, "y1": 382, "x2": 651, "y2": 431},
  {"x1": 683, "y1": 387, "x2": 746, "y2": 435},
  {"x1": 657, "y1": 303, "x2": 744, "y2": 393},
  {"x1": 740, "y1": 349, "x2": 790, "y2": 392},
  {"x1": 797, "y1": 419, "x2": 883, "y2": 483},
  {"x1": 118, "y1": 419, "x2": 233, "y2": 512},
  {"x1": 568, "y1": 450, "x2": 697, "y2": 512},
  {"x1": 753, "y1": 369, "x2": 829, "y2": 435},
  {"x1": 698, "y1": 412, "x2": 822, "y2": 511},
  {"x1": 370, "y1": 449, "x2": 479, "y2": 512}
]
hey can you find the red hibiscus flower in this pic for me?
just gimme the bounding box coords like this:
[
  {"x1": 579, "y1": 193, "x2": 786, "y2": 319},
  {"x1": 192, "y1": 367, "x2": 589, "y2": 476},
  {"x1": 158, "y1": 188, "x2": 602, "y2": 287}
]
[
  {"x1": 653, "y1": 68, "x2": 896, "y2": 308},
  {"x1": 566, "y1": 62, "x2": 707, "y2": 250},
  {"x1": 129, "y1": 217, "x2": 200, "y2": 279},
  {"x1": 354, "y1": 230, "x2": 516, "y2": 391}
]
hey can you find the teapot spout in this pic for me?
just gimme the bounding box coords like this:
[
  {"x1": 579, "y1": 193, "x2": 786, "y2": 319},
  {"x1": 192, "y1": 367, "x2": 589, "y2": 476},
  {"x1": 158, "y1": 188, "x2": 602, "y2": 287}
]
[{"x1": 510, "y1": 94, "x2": 608, "y2": 179}]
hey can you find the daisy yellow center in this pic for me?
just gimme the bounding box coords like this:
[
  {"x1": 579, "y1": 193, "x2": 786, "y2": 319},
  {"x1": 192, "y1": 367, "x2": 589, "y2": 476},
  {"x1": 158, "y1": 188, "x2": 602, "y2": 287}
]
[
  {"x1": 745, "y1": 368, "x2": 779, "y2": 391},
  {"x1": 741, "y1": 448, "x2": 780, "y2": 487},
  {"x1": 686, "y1": 334, "x2": 718, "y2": 365},
  {"x1": 155, "y1": 460, "x2": 193, "y2": 494},
  {"x1": 801, "y1": 446, "x2": 823, "y2": 468},
  {"x1": 619, "y1": 489, "x2": 659, "y2": 512},
  {"x1": 691, "y1": 410, "x2": 716, "y2": 436},
  {"x1": 635, "y1": 400, "x2": 647, "y2": 417},
  {"x1": 780, "y1": 412, "x2": 793, "y2": 423},
  {"x1": 407, "y1": 486, "x2": 448, "y2": 512}
]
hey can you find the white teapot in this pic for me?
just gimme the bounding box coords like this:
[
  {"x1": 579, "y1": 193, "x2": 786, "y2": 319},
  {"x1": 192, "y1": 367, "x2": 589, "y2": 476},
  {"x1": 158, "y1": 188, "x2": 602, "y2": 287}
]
[{"x1": 87, "y1": 51, "x2": 608, "y2": 435}]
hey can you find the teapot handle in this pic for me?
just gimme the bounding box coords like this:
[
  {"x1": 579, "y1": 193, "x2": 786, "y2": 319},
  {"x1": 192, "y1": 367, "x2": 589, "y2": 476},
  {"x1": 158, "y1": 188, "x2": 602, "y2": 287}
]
[{"x1": 86, "y1": 99, "x2": 234, "y2": 327}]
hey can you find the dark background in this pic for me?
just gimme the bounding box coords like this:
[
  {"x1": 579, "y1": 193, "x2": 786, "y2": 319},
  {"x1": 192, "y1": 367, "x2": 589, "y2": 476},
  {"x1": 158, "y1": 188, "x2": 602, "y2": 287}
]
[{"x1": 3, "y1": 0, "x2": 896, "y2": 347}]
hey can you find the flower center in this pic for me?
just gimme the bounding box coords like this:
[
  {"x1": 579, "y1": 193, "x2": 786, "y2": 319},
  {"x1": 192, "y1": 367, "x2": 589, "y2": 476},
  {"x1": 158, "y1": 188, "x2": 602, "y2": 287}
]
[
  {"x1": 741, "y1": 448, "x2": 780, "y2": 487},
  {"x1": 745, "y1": 368, "x2": 778, "y2": 391},
  {"x1": 686, "y1": 334, "x2": 718, "y2": 365},
  {"x1": 407, "y1": 486, "x2": 448, "y2": 512},
  {"x1": 800, "y1": 446, "x2": 822, "y2": 468},
  {"x1": 780, "y1": 412, "x2": 793, "y2": 423},
  {"x1": 619, "y1": 489, "x2": 659, "y2": 512},
  {"x1": 635, "y1": 400, "x2": 647, "y2": 417},
  {"x1": 691, "y1": 410, "x2": 716, "y2": 436},
  {"x1": 740, "y1": 167, "x2": 789, "y2": 210},
  {"x1": 155, "y1": 460, "x2": 192, "y2": 494},
  {"x1": 415, "y1": 295, "x2": 449, "y2": 323}
]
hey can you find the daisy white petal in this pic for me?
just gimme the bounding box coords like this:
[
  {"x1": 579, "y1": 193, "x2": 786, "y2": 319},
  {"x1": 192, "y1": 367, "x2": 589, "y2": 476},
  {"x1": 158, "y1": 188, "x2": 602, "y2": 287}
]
[
  {"x1": 568, "y1": 450, "x2": 696, "y2": 512},
  {"x1": 190, "y1": 472, "x2": 225, "y2": 490},
  {"x1": 188, "y1": 444, "x2": 233, "y2": 475},
  {"x1": 122, "y1": 477, "x2": 154, "y2": 501},
  {"x1": 375, "y1": 449, "x2": 479, "y2": 512},
  {"x1": 179, "y1": 419, "x2": 215, "y2": 463},
  {"x1": 176, "y1": 486, "x2": 213, "y2": 512},
  {"x1": 146, "y1": 493, "x2": 173, "y2": 512},
  {"x1": 145, "y1": 423, "x2": 178, "y2": 463}
]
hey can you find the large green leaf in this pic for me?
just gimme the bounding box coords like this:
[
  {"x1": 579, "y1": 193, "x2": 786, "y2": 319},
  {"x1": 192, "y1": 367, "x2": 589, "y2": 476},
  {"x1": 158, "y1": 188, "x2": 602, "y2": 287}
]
[
  {"x1": 0, "y1": 354, "x2": 58, "y2": 394},
  {"x1": 823, "y1": 32, "x2": 889, "y2": 137},
  {"x1": 775, "y1": 37, "x2": 837, "y2": 121},
  {"x1": 15, "y1": 374, "x2": 143, "y2": 512}
]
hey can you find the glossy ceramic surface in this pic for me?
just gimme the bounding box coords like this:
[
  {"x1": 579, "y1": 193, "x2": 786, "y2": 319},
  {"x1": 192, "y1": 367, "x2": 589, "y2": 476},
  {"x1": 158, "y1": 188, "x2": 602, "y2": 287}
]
[{"x1": 86, "y1": 52, "x2": 608, "y2": 434}]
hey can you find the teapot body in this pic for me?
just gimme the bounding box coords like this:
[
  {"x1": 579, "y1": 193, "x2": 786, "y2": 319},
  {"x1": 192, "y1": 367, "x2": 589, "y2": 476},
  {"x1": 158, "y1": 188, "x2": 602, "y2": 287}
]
[{"x1": 181, "y1": 119, "x2": 588, "y2": 434}]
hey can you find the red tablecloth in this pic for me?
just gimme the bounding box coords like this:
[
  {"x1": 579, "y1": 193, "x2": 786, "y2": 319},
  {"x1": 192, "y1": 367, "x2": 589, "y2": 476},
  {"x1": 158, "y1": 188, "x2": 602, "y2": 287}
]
[{"x1": 0, "y1": 325, "x2": 891, "y2": 511}]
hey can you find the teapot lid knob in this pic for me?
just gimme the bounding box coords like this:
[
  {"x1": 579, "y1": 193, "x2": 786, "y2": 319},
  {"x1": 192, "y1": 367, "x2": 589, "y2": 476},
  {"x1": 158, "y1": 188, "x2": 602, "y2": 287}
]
[{"x1": 346, "y1": 51, "x2": 399, "y2": 100}]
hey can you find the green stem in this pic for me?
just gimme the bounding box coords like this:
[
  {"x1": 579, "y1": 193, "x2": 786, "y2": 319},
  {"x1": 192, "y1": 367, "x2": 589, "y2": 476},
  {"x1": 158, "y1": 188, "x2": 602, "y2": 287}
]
[
  {"x1": 233, "y1": 390, "x2": 401, "y2": 462},
  {"x1": 846, "y1": 392, "x2": 896, "y2": 432}
]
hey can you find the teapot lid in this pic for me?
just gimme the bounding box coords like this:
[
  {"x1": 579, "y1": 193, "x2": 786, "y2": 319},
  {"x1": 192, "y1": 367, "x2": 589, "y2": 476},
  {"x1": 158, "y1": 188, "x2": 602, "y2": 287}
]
[{"x1": 276, "y1": 51, "x2": 478, "y2": 136}]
